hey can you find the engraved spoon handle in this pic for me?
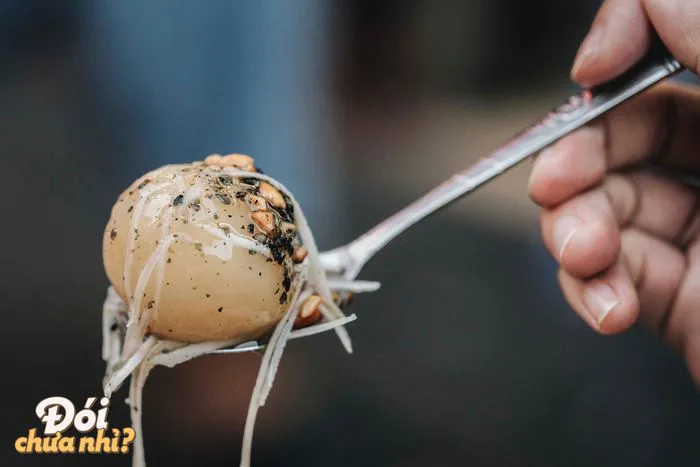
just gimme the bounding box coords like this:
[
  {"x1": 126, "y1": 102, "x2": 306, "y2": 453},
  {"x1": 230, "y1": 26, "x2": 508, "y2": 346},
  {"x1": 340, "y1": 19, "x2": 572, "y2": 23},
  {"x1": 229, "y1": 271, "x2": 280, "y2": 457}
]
[{"x1": 336, "y1": 40, "x2": 683, "y2": 276}]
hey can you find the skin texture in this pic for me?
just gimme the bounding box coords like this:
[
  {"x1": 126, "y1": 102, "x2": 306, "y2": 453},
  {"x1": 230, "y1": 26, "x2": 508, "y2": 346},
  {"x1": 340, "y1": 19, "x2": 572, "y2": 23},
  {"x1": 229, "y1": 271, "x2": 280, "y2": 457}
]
[
  {"x1": 103, "y1": 164, "x2": 293, "y2": 343},
  {"x1": 529, "y1": 0, "x2": 700, "y2": 386}
]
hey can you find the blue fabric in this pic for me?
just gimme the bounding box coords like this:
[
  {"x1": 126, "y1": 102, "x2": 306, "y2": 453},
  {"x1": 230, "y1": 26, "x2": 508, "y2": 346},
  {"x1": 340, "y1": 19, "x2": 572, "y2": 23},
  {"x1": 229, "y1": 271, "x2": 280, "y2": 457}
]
[{"x1": 83, "y1": 0, "x2": 341, "y2": 240}]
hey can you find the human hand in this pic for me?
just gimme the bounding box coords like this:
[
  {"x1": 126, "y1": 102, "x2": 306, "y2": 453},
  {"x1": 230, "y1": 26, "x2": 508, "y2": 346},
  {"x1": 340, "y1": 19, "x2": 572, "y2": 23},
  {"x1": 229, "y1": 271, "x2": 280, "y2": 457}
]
[{"x1": 529, "y1": 0, "x2": 700, "y2": 385}]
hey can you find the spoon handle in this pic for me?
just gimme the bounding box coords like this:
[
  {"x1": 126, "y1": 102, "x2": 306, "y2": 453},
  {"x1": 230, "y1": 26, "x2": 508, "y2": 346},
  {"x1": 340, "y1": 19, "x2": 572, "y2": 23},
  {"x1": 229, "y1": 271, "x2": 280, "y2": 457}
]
[{"x1": 343, "y1": 41, "x2": 683, "y2": 271}]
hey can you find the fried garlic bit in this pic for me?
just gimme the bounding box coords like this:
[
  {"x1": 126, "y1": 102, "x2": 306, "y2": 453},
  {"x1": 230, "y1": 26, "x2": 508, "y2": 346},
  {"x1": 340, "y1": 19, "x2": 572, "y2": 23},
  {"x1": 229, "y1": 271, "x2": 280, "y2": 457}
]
[{"x1": 102, "y1": 155, "x2": 310, "y2": 343}]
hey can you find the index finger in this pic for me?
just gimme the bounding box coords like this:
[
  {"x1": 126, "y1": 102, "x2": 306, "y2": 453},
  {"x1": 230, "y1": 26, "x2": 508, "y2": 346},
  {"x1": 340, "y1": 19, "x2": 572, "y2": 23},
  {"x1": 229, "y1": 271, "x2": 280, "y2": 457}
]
[
  {"x1": 572, "y1": 0, "x2": 700, "y2": 87},
  {"x1": 529, "y1": 81, "x2": 700, "y2": 208}
]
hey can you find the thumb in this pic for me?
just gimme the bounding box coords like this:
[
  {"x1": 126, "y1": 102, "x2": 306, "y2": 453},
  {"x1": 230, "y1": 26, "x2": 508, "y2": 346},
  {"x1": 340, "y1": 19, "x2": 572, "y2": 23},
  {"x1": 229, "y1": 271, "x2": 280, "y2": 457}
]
[{"x1": 571, "y1": 0, "x2": 700, "y2": 87}]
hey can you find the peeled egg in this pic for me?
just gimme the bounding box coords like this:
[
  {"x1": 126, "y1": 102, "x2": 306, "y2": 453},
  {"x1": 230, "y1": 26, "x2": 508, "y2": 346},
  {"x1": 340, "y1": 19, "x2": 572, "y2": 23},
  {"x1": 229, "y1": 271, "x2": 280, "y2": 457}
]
[{"x1": 102, "y1": 158, "x2": 300, "y2": 343}]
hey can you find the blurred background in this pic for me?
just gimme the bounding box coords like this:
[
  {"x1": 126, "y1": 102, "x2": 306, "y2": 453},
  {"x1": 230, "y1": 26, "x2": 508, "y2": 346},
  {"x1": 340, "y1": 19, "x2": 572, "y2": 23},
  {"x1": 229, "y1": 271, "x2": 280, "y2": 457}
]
[{"x1": 2, "y1": 1, "x2": 700, "y2": 466}]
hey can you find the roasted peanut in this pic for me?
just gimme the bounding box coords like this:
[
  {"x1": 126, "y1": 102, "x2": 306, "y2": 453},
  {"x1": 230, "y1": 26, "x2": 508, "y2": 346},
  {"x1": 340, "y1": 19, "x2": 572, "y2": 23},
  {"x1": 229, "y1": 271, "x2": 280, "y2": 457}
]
[
  {"x1": 294, "y1": 295, "x2": 322, "y2": 328},
  {"x1": 258, "y1": 182, "x2": 286, "y2": 209},
  {"x1": 220, "y1": 153, "x2": 255, "y2": 171},
  {"x1": 292, "y1": 247, "x2": 308, "y2": 263},
  {"x1": 251, "y1": 211, "x2": 275, "y2": 234},
  {"x1": 204, "y1": 154, "x2": 223, "y2": 165},
  {"x1": 245, "y1": 193, "x2": 268, "y2": 212}
]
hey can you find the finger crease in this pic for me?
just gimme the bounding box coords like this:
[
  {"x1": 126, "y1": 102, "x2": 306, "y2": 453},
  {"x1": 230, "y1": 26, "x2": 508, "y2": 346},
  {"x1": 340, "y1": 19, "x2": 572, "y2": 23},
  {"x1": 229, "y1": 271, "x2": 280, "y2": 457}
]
[
  {"x1": 601, "y1": 181, "x2": 619, "y2": 221},
  {"x1": 674, "y1": 189, "x2": 700, "y2": 248},
  {"x1": 658, "y1": 254, "x2": 689, "y2": 345},
  {"x1": 624, "y1": 174, "x2": 644, "y2": 227},
  {"x1": 601, "y1": 116, "x2": 613, "y2": 170},
  {"x1": 649, "y1": 93, "x2": 678, "y2": 165},
  {"x1": 632, "y1": 248, "x2": 648, "y2": 290}
]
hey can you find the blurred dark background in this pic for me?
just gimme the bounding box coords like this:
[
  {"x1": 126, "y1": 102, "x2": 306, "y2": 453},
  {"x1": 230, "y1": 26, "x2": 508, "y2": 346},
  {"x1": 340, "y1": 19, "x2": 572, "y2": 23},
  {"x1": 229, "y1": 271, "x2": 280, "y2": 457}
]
[{"x1": 3, "y1": 1, "x2": 700, "y2": 466}]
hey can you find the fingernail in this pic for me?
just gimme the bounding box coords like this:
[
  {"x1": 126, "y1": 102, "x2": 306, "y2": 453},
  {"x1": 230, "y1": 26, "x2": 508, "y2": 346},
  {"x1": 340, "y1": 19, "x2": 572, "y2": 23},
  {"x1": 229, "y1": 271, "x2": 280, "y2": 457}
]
[
  {"x1": 583, "y1": 281, "x2": 620, "y2": 324},
  {"x1": 572, "y1": 23, "x2": 605, "y2": 81},
  {"x1": 553, "y1": 215, "x2": 581, "y2": 260}
]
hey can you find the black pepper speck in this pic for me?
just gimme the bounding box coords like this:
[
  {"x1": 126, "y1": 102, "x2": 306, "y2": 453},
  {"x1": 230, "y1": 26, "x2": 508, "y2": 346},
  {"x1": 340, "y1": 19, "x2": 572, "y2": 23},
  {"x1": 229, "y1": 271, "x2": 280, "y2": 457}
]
[{"x1": 271, "y1": 248, "x2": 285, "y2": 264}]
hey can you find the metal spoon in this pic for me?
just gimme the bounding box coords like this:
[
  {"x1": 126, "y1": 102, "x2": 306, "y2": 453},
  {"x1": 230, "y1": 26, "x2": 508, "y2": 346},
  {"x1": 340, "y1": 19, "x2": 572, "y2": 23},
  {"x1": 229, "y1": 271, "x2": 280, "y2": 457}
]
[
  {"x1": 320, "y1": 40, "x2": 682, "y2": 281},
  {"x1": 215, "y1": 41, "x2": 683, "y2": 354}
]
